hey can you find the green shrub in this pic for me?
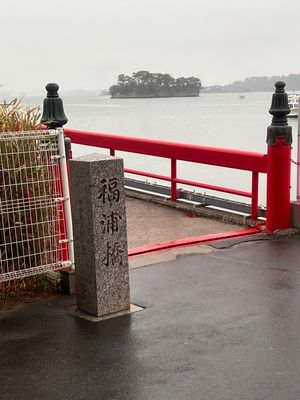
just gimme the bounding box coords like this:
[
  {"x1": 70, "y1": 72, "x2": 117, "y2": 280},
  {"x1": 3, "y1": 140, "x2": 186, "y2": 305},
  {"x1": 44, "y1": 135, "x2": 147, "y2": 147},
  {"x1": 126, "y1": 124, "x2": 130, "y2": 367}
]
[
  {"x1": 0, "y1": 99, "x2": 55, "y2": 280},
  {"x1": 0, "y1": 98, "x2": 41, "y2": 132}
]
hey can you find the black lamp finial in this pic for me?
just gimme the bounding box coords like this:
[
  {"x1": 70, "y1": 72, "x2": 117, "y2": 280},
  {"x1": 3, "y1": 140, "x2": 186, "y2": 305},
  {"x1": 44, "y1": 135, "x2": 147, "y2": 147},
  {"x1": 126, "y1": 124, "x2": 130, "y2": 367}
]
[
  {"x1": 267, "y1": 81, "x2": 292, "y2": 145},
  {"x1": 41, "y1": 82, "x2": 68, "y2": 128}
]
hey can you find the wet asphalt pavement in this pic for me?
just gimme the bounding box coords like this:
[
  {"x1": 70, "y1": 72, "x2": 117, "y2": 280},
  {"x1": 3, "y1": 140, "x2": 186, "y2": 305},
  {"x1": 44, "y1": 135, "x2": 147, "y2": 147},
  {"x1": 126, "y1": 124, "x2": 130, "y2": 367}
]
[{"x1": 1, "y1": 235, "x2": 300, "y2": 400}]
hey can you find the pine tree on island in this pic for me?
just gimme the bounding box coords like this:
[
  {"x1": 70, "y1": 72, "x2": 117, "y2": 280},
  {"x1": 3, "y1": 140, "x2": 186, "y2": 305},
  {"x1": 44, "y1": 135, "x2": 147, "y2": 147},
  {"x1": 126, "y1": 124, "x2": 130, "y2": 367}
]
[{"x1": 109, "y1": 71, "x2": 201, "y2": 98}]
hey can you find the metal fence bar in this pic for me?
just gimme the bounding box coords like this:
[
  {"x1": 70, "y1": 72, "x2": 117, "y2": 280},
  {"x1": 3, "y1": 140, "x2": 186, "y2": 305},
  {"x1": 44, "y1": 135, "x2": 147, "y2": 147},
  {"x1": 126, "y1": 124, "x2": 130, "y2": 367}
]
[{"x1": 57, "y1": 128, "x2": 74, "y2": 269}]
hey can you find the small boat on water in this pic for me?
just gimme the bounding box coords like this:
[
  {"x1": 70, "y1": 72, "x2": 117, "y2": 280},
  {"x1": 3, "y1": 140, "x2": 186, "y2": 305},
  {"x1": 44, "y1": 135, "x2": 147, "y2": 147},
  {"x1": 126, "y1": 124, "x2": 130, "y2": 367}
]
[{"x1": 288, "y1": 94, "x2": 299, "y2": 118}]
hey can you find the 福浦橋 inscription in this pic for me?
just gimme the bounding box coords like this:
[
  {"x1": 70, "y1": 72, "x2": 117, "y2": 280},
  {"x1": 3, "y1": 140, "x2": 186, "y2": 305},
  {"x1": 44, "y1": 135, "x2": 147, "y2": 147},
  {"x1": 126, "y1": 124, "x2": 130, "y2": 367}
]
[
  {"x1": 102, "y1": 242, "x2": 124, "y2": 267},
  {"x1": 69, "y1": 153, "x2": 130, "y2": 317},
  {"x1": 101, "y1": 211, "x2": 122, "y2": 234},
  {"x1": 98, "y1": 177, "x2": 120, "y2": 203}
]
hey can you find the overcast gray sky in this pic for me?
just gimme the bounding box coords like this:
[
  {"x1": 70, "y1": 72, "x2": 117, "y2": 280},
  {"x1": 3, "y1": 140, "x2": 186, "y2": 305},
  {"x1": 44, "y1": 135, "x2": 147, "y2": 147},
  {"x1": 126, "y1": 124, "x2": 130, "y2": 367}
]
[{"x1": 1, "y1": 0, "x2": 300, "y2": 94}]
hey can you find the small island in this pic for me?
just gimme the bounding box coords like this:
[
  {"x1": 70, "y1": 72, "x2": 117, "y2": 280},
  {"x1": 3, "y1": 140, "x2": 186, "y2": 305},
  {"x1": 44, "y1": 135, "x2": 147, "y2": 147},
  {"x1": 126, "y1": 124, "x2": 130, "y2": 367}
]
[{"x1": 109, "y1": 71, "x2": 201, "y2": 98}]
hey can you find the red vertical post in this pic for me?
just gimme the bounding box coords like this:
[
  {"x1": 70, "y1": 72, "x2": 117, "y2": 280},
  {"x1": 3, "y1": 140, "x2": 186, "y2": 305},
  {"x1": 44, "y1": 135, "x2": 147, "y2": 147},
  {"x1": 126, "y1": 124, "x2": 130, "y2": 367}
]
[
  {"x1": 266, "y1": 81, "x2": 292, "y2": 233},
  {"x1": 171, "y1": 158, "x2": 177, "y2": 201},
  {"x1": 63, "y1": 137, "x2": 72, "y2": 261},
  {"x1": 251, "y1": 171, "x2": 259, "y2": 220},
  {"x1": 110, "y1": 149, "x2": 115, "y2": 156},
  {"x1": 57, "y1": 162, "x2": 69, "y2": 262}
]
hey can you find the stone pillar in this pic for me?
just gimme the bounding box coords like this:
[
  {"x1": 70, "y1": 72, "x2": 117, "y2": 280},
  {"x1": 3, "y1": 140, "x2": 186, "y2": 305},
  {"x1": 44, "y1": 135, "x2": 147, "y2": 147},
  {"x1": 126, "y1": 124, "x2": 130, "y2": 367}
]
[{"x1": 69, "y1": 153, "x2": 130, "y2": 317}]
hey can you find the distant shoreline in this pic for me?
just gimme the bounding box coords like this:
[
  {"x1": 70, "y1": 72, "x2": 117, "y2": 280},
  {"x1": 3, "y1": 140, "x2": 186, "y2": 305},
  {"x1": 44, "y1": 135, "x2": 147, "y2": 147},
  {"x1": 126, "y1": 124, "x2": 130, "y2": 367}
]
[
  {"x1": 111, "y1": 94, "x2": 199, "y2": 99},
  {"x1": 202, "y1": 73, "x2": 300, "y2": 94}
]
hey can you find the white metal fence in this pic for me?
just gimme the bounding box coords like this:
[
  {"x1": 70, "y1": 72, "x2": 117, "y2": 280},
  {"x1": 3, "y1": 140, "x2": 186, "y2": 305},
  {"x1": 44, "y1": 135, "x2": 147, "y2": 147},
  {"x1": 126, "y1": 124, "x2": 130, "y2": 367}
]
[{"x1": 0, "y1": 129, "x2": 73, "y2": 282}]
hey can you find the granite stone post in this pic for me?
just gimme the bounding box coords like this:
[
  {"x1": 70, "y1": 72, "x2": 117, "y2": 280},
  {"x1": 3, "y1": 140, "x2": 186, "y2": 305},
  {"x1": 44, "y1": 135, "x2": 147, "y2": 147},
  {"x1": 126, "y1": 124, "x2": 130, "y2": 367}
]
[{"x1": 69, "y1": 153, "x2": 130, "y2": 317}]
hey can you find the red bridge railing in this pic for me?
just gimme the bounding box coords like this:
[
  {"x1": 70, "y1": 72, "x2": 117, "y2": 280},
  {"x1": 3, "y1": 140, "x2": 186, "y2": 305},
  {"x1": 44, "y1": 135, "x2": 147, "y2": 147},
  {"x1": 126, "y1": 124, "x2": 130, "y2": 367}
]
[{"x1": 64, "y1": 128, "x2": 268, "y2": 220}]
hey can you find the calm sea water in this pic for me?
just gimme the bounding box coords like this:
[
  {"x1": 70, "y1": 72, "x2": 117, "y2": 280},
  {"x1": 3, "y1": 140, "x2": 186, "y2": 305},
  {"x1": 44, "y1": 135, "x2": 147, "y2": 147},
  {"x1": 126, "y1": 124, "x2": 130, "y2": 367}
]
[{"x1": 26, "y1": 93, "x2": 299, "y2": 206}]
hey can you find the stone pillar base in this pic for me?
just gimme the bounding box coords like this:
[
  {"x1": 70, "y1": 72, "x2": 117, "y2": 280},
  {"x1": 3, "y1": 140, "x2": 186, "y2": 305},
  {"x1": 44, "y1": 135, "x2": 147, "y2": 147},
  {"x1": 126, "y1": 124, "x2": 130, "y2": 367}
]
[
  {"x1": 67, "y1": 303, "x2": 143, "y2": 322},
  {"x1": 290, "y1": 201, "x2": 300, "y2": 229}
]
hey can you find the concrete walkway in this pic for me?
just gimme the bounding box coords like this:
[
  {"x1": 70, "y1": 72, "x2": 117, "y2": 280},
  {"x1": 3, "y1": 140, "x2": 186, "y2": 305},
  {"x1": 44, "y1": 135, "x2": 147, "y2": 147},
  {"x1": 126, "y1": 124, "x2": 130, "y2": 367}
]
[
  {"x1": 126, "y1": 197, "x2": 241, "y2": 249},
  {"x1": 1, "y1": 234, "x2": 300, "y2": 400},
  {"x1": 126, "y1": 197, "x2": 241, "y2": 268}
]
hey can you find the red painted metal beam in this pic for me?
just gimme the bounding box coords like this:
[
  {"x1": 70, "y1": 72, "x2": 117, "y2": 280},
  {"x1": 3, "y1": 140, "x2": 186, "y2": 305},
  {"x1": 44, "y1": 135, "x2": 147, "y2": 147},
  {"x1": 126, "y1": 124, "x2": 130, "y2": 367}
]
[
  {"x1": 125, "y1": 169, "x2": 251, "y2": 197},
  {"x1": 125, "y1": 168, "x2": 171, "y2": 182},
  {"x1": 174, "y1": 177, "x2": 252, "y2": 197},
  {"x1": 128, "y1": 228, "x2": 261, "y2": 257},
  {"x1": 65, "y1": 128, "x2": 267, "y2": 173}
]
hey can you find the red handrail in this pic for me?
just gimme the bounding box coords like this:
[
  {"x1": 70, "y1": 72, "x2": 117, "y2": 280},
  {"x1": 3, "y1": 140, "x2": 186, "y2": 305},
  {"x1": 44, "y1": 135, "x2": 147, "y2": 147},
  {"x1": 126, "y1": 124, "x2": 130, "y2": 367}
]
[
  {"x1": 65, "y1": 128, "x2": 267, "y2": 172},
  {"x1": 64, "y1": 128, "x2": 268, "y2": 219}
]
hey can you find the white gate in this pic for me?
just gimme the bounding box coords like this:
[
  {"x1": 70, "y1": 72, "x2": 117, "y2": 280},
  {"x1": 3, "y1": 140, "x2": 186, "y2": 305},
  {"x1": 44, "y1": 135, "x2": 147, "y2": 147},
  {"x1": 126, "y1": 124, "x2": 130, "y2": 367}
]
[{"x1": 0, "y1": 128, "x2": 74, "y2": 281}]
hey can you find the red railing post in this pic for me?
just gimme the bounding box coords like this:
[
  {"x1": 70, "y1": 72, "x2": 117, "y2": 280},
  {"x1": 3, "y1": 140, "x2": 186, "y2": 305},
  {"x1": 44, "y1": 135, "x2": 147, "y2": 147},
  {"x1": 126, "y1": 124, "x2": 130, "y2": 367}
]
[
  {"x1": 110, "y1": 149, "x2": 115, "y2": 156},
  {"x1": 171, "y1": 158, "x2": 177, "y2": 201},
  {"x1": 251, "y1": 171, "x2": 259, "y2": 220},
  {"x1": 266, "y1": 81, "x2": 292, "y2": 233}
]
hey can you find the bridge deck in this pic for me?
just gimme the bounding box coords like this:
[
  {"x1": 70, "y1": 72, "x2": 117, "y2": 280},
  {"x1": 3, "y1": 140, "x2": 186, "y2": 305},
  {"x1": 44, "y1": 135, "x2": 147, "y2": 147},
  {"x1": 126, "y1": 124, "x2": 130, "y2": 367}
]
[{"x1": 1, "y1": 232, "x2": 300, "y2": 399}]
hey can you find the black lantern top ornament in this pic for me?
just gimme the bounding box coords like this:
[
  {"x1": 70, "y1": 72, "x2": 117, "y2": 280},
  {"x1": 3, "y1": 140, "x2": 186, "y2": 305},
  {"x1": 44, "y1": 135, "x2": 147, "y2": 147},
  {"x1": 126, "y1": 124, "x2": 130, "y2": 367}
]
[
  {"x1": 267, "y1": 81, "x2": 292, "y2": 145},
  {"x1": 41, "y1": 83, "x2": 68, "y2": 128}
]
